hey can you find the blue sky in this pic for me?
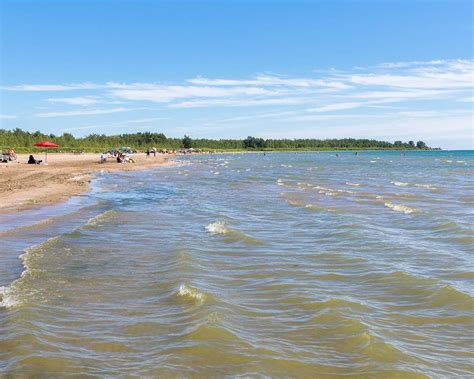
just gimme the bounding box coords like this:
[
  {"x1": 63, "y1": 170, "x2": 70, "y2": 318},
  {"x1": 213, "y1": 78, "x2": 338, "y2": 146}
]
[{"x1": 0, "y1": 0, "x2": 472, "y2": 149}]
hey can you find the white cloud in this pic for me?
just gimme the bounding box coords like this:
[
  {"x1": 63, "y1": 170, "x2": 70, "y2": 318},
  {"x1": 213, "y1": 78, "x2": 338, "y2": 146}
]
[
  {"x1": 264, "y1": 115, "x2": 472, "y2": 144},
  {"x1": 109, "y1": 86, "x2": 275, "y2": 103},
  {"x1": 36, "y1": 107, "x2": 138, "y2": 118},
  {"x1": 169, "y1": 97, "x2": 309, "y2": 108},
  {"x1": 203, "y1": 111, "x2": 297, "y2": 126},
  {"x1": 348, "y1": 73, "x2": 472, "y2": 89},
  {"x1": 125, "y1": 117, "x2": 168, "y2": 123},
  {"x1": 345, "y1": 60, "x2": 473, "y2": 89},
  {"x1": 377, "y1": 60, "x2": 448, "y2": 69},
  {"x1": 348, "y1": 89, "x2": 451, "y2": 100},
  {"x1": 3, "y1": 59, "x2": 473, "y2": 148},
  {"x1": 188, "y1": 75, "x2": 350, "y2": 89},
  {"x1": 47, "y1": 96, "x2": 103, "y2": 106},
  {"x1": 307, "y1": 102, "x2": 370, "y2": 113},
  {"x1": 288, "y1": 109, "x2": 471, "y2": 122},
  {"x1": 0, "y1": 114, "x2": 18, "y2": 119},
  {"x1": 3, "y1": 82, "x2": 107, "y2": 91},
  {"x1": 62, "y1": 117, "x2": 167, "y2": 132},
  {"x1": 46, "y1": 96, "x2": 125, "y2": 106}
]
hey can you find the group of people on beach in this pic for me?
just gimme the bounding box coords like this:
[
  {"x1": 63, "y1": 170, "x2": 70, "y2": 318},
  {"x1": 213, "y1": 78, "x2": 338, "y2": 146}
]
[
  {"x1": 1, "y1": 147, "x2": 44, "y2": 165},
  {"x1": 147, "y1": 148, "x2": 179, "y2": 156},
  {"x1": 1, "y1": 148, "x2": 17, "y2": 163},
  {"x1": 100, "y1": 151, "x2": 135, "y2": 164}
]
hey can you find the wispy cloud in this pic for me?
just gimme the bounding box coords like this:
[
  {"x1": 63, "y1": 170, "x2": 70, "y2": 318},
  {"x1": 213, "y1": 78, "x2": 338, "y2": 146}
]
[
  {"x1": 46, "y1": 96, "x2": 125, "y2": 106},
  {"x1": 36, "y1": 107, "x2": 139, "y2": 118},
  {"x1": 376, "y1": 59, "x2": 448, "y2": 69},
  {"x1": 0, "y1": 114, "x2": 18, "y2": 119},
  {"x1": 47, "y1": 96, "x2": 103, "y2": 106},
  {"x1": 110, "y1": 86, "x2": 274, "y2": 103},
  {"x1": 4, "y1": 60, "x2": 472, "y2": 111},
  {"x1": 125, "y1": 117, "x2": 168, "y2": 123},
  {"x1": 3, "y1": 82, "x2": 107, "y2": 91},
  {"x1": 287, "y1": 109, "x2": 472, "y2": 122},
  {"x1": 307, "y1": 102, "x2": 372, "y2": 113},
  {"x1": 187, "y1": 75, "x2": 350, "y2": 89},
  {"x1": 344, "y1": 60, "x2": 473, "y2": 89},
  {"x1": 62, "y1": 117, "x2": 167, "y2": 132},
  {"x1": 265, "y1": 114, "x2": 472, "y2": 142},
  {"x1": 203, "y1": 111, "x2": 297, "y2": 127},
  {"x1": 347, "y1": 89, "x2": 450, "y2": 100},
  {"x1": 2, "y1": 59, "x2": 472, "y2": 148},
  {"x1": 170, "y1": 97, "x2": 310, "y2": 108}
]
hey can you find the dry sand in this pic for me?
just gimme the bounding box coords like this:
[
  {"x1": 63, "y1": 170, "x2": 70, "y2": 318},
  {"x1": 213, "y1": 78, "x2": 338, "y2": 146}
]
[{"x1": 0, "y1": 153, "x2": 174, "y2": 214}]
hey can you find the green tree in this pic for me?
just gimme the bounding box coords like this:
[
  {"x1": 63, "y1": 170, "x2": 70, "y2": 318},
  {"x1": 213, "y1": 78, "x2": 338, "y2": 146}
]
[
  {"x1": 182, "y1": 135, "x2": 192, "y2": 149},
  {"x1": 0, "y1": 128, "x2": 433, "y2": 152},
  {"x1": 243, "y1": 136, "x2": 266, "y2": 150},
  {"x1": 416, "y1": 140, "x2": 427, "y2": 149}
]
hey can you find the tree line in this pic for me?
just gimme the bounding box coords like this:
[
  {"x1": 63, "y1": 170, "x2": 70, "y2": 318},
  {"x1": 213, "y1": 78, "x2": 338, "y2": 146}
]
[{"x1": 0, "y1": 128, "x2": 432, "y2": 152}]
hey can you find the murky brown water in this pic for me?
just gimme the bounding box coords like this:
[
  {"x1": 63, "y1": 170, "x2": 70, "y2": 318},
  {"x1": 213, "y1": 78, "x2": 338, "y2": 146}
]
[{"x1": 1, "y1": 151, "x2": 473, "y2": 377}]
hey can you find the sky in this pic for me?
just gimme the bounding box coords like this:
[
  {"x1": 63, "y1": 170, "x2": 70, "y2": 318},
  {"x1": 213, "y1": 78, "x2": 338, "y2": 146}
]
[{"x1": 0, "y1": 0, "x2": 472, "y2": 149}]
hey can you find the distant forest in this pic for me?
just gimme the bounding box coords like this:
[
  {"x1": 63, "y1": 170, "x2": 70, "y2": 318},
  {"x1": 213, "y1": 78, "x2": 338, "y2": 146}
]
[{"x1": 0, "y1": 128, "x2": 432, "y2": 152}]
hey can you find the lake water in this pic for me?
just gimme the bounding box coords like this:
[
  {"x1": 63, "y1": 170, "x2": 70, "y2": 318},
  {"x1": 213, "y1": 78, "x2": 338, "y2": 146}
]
[{"x1": 1, "y1": 151, "x2": 473, "y2": 377}]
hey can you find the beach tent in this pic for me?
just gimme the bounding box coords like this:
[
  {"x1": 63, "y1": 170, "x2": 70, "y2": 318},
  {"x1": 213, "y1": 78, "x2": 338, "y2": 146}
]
[{"x1": 34, "y1": 140, "x2": 59, "y2": 164}]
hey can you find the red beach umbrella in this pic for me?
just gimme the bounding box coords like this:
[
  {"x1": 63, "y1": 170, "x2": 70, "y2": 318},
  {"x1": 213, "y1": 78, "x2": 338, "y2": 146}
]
[{"x1": 34, "y1": 141, "x2": 59, "y2": 164}]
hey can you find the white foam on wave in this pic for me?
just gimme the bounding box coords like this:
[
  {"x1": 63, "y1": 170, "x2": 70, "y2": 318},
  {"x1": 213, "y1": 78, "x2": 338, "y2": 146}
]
[
  {"x1": 276, "y1": 178, "x2": 284, "y2": 186},
  {"x1": 305, "y1": 203, "x2": 328, "y2": 211},
  {"x1": 206, "y1": 221, "x2": 228, "y2": 234},
  {"x1": 0, "y1": 235, "x2": 61, "y2": 309},
  {"x1": 384, "y1": 202, "x2": 416, "y2": 214},
  {"x1": 0, "y1": 286, "x2": 18, "y2": 308},
  {"x1": 177, "y1": 284, "x2": 206, "y2": 302},
  {"x1": 205, "y1": 221, "x2": 262, "y2": 245},
  {"x1": 314, "y1": 184, "x2": 355, "y2": 195},
  {"x1": 319, "y1": 190, "x2": 337, "y2": 196},
  {"x1": 85, "y1": 209, "x2": 116, "y2": 227},
  {"x1": 346, "y1": 182, "x2": 361, "y2": 187},
  {"x1": 414, "y1": 183, "x2": 438, "y2": 190},
  {"x1": 391, "y1": 181, "x2": 409, "y2": 187}
]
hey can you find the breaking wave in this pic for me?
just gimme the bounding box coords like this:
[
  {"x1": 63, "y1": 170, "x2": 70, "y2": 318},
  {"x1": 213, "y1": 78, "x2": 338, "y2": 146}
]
[
  {"x1": 391, "y1": 181, "x2": 409, "y2": 186},
  {"x1": 177, "y1": 284, "x2": 206, "y2": 303},
  {"x1": 384, "y1": 202, "x2": 416, "y2": 214},
  {"x1": 0, "y1": 235, "x2": 62, "y2": 309},
  {"x1": 84, "y1": 209, "x2": 117, "y2": 227},
  {"x1": 205, "y1": 221, "x2": 262, "y2": 245},
  {"x1": 206, "y1": 221, "x2": 228, "y2": 234}
]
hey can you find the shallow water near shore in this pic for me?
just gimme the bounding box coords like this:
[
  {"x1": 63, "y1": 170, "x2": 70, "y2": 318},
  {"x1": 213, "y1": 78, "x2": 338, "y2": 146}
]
[{"x1": 1, "y1": 151, "x2": 473, "y2": 377}]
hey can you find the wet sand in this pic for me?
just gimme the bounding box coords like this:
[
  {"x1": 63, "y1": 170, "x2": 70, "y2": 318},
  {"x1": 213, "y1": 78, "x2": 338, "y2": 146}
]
[{"x1": 0, "y1": 153, "x2": 174, "y2": 214}]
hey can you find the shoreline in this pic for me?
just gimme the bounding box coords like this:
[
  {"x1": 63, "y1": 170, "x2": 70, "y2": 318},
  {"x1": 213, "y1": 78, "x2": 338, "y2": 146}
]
[{"x1": 0, "y1": 153, "x2": 175, "y2": 215}]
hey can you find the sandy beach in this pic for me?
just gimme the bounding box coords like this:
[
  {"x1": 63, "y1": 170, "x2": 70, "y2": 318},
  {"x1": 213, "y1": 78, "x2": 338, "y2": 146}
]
[{"x1": 0, "y1": 153, "x2": 174, "y2": 214}]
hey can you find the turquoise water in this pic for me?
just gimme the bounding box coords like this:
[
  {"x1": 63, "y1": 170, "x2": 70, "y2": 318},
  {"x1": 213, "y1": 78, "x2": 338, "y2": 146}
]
[{"x1": 1, "y1": 151, "x2": 473, "y2": 377}]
